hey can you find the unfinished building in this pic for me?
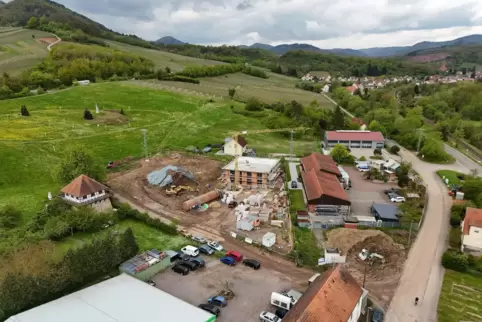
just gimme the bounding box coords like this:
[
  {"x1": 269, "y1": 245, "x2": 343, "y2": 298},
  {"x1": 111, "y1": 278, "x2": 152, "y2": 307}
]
[{"x1": 222, "y1": 157, "x2": 280, "y2": 189}]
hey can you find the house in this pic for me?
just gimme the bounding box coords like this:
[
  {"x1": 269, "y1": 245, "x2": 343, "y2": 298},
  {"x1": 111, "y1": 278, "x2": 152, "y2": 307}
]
[
  {"x1": 300, "y1": 152, "x2": 342, "y2": 179},
  {"x1": 282, "y1": 265, "x2": 368, "y2": 322},
  {"x1": 461, "y1": 207, "x2": 482, "y2": 254},
  {"x1": 371, "y1": 203, "x2": 400, "y2": 224},
  {"x1": 324, "y1": 131, "x2": 385, "y2": 149},
  {"x1": 223, "y1": 135, "x2": 247, "y2": 156},
  {"x1": 346, "y1": 85, "x2": 358, "y2": 95},
  {"x1": 322, "y1": 84, "x2": 330, "y2": 93},
  {"x1": 60, "y1": 175, "x2": 112, "y2": 212},
  {"x1": 222, "y1": 157, "x2": 280, "y2": 188},
  {"x1": 351, "y1": 118, "x2": 367, "y2": 131}
]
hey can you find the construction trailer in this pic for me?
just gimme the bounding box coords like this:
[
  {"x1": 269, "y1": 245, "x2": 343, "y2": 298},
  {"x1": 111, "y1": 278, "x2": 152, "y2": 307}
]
[{"x1": 119, "y1": 249, "x2": 171, "y2": 281}]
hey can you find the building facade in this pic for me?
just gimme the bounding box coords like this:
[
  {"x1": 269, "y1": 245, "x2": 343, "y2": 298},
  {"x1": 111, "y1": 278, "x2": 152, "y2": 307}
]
[
  {"x1": 223, "y1": 135, "x2": 247, "y2": 156},
  {"x1": 461, "y1": 207, "x2": 482, "y2": 254},
  {"x1": 60, "y1": 174, "x2": 112, "y2": 212},
  {"x1": 222, "y1": 157, "x2": 280, "y2": 188},
  {"x1": 324, "y1": 131, "x2": 385, "y2": 149}
]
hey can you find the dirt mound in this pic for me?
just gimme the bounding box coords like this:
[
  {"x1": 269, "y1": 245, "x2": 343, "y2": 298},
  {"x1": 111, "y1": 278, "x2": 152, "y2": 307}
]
[{"x1": 326, "y1": 228, "x2": 383, "y2": 255}]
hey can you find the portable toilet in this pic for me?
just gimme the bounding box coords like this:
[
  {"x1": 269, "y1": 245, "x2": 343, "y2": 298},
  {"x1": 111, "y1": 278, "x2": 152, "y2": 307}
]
[{"x1": 262, "y1": 232, "x2": 276, "y2": 248}]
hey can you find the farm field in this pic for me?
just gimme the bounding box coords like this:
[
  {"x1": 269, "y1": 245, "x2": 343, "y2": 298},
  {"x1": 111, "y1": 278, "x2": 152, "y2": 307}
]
[
  {"x1": 107, "y1": 40, "x2": 224, "y2": 72},
  {"x1": 0, "y1": 82, "x2": 318, "y2": 217},
  {"x1": 0, "y1": 27, "x2": 56, "y2": 75},
  {"x1": 135, "y1": 71, "x2": 334, "y2": 107},
  {"x1": 438, "y1": 270, "x2": 482, "y2": 322}
]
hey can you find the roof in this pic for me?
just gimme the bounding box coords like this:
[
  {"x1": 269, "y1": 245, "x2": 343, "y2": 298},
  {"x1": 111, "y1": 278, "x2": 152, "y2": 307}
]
[
  {"x1": 61, "y1": 175, "x2": 107, "y2": 198},
  {"x1": 222, "y1": 157, "x2": 280, "y2": 173},
  {"x1": 371, "y1": 203, "x2": 400, "y2": 221},
  {"x1": 326, "y1": 131, "x2": 385, "y2": 142},
  {"x1": 282, "y1": 265, "x2": 363, "y2": 322},
  {"x1": 6, "y1": 274, "x2": 215, "y2": 322},
  {"x1": 301, "y1": 168, "x2": 350, "y2": 204},
  {"x1": 235, "y1": 135, "x2": 248, "y2": 147},
  {"x1": 346, "y1": 86, "x2": 357, "y2": 93},
  {"x1": 463, "y1": 207, "x2": 482, "y2": 235},
  {"x1": 300, "y1": 153, "x2": 341, "y2": 177}
]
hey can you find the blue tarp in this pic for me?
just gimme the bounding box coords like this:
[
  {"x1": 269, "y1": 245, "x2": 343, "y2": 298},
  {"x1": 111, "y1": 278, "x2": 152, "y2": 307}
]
[{"x1": 147, "y1": 166, "x2": 195, "y2": 187}]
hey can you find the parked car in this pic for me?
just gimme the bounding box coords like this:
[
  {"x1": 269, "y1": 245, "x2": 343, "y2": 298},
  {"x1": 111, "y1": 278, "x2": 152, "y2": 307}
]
[
  {"x1": 387, "y1": 192, "x2": 399, "y2": 199},
  {"x1": 372, "y1": 309, "x2": 384, "y2": 322},
  {"x1": 291, "y1": 181, "x2": 298, "y2": 189},
  {"x1": 275, "y1": 308, "x2": 288, "y2": 318},
  {"x1": 198, "y1": 303, "x2": 220, "y2": 317},
  {"x1": 358, "y1": 167, "x2": 370, "y2": 172},
  {"x1": 190, "y1": 258, "x2": 205, "y2": 268},
  {"x1": 179, "y1": 260, "x2": 199, "y2": 271},
  {"x1": 199, "y1": 244, "x2": 215, "y2": 255},
  {"x1": 146, "y1": 280, "x2": 156, "y2": 286},
  {"x1": 208, "y1": 295, "x2": 227, "y2": 307},
  {"x1": 220, "y1": 256, "x2": 236, "y2": 266},
  {"x1": 208, "y1": 241, "x2": 224, "y2": 252},
  {"x1": 390, "y1": 196, "x2": 406, "y2": 203},
  {"x1": 242, "y1": 258, "x2": 261, "y2": 270},
  {"x1": 228, "y1": 201, "x2": 238, "y2": 208},
  {"x1": 384, "y1": 188, "x2": 402, "y2": 195},
  {"x1": 260, "y1": 311, "x2": 281, "y2": 322},
  {"x1": 172, "y1": 264, "x2": 189, "y2": 275},
  {"x1": 181, "y1": 245, "x2": 199, "y2": 257},
  {"x1": 226, "y1": 250, "x2": 243, "y2": 261},
  {"x1": 192, "y1": 235, "x2": 207, "y2": 243}
]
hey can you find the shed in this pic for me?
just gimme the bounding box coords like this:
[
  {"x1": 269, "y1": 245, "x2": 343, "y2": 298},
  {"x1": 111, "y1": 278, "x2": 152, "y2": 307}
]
[
  {"x1": 371, "y1": 203, "x2": 400, "y2": 222},
  {"x1": 262, "y1": 232, "x2": 276, "y2": 248}
]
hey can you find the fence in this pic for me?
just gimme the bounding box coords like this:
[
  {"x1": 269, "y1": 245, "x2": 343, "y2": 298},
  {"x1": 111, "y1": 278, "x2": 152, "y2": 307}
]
[{"x1": 226, "y1": 231, "x2": 291, "y2": 258}]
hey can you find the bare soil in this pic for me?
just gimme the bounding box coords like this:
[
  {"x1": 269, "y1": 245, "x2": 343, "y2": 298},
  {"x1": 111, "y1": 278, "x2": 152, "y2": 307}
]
[
  {"x1": 327, "y1": 228, "x2": 407, "y2": 309},
  {"x1": 94, "y1": 110, "x2": 129, "y2": 125},
  {"x1": 36, "y1": 37, "x2": 57, "y2": 45}
]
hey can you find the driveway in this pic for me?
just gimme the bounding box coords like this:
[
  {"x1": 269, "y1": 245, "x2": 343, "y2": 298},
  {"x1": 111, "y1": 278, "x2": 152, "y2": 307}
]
[
  {"x1": 288, "y1": 162, "x2": 303, "y2": 190},
  {"x1": 385, "y1": 146, "x2": 468, "y2": 322}
]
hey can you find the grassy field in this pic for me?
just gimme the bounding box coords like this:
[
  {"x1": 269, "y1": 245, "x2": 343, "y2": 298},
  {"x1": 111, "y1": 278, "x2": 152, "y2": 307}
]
[
  {"x1": 438, "y1": 269, "x2": 482, "y2": 322},
  {"x1": 135, "y1": 72, "x2": 334, "y2": 107},
  {"x1": 436, "y1": 170, "x2": 465, "y2": 186},
  {"x1": 107, "y1": 40, "x2": 224, "y2": 72},
  {"x1": 0, "y1": 82, "x2": 318, "y2": 217},
  {"x1": 0, "y1": 28, "x2": 55, "y2": 75}
]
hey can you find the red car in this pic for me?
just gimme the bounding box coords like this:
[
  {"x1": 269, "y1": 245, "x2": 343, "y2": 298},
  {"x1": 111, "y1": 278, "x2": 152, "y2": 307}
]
[{"x1": 226, "y1": 250, "x2": 243, "y2": 262}]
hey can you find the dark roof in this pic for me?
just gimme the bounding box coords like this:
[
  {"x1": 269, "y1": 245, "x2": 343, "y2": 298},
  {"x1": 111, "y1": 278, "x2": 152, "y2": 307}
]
[
  {"x1": 283, "y1": 265, "x2": 363, "y2": 322},
  {"x1": 301, "y1": 169, "x2": 350, "y2": 204},
  {"x1": 300, "y1": 153, "x2": 341, "y2": 177},
  {"x1": 235, "y1": 135, "x2": 247, "y2": 147},
  {"x1": 61, "y1": 175, "x2": 107, "y2": 198},
  {"x1": 371, "y1": 203, "x2": 400, "y2": 221},
  {"x1": 326, "y1": 131, "x2": 384, "y2": 141}
]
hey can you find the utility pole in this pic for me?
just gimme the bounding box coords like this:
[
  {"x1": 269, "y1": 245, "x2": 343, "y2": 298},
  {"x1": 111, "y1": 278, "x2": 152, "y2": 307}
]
[{"x1": 141, "y1": 129, "x2": 148, "y2": 160}]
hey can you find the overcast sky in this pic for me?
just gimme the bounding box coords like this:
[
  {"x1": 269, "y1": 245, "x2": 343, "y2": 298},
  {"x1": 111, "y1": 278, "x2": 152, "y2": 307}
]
[{"x1": 21, "y1": 0, "x2": 482, "y2": 48}]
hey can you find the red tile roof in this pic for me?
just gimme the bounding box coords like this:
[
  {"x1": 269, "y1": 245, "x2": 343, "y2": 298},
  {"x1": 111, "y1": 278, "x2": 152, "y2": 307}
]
[
  {"x1": 283, "y1": 265, "x2": 363, "y2": 322},
  {"x1": 326, "y1": 131, "x2": 384, "y2": 142},
  {"x1": 346, "y1": 86, "x2": 357, "y2": 94},
  {"x1": 234, "y1": 135, "x2": 247, "y2": 147},
  {"x1": 301, "y1": 168, "x2": 349, "y2": 203},
  {"x1": 300, "y1": 153, "x2": 341, "y2": 177},
  {"x1": 61, "y1": 175, "x2": 108, "y2": 198},
  {"x1": 463, "y1": 207, "x2": 482, "y2": 235}
]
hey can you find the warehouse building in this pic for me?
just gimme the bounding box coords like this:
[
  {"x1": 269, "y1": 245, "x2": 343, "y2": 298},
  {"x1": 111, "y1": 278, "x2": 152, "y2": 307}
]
[
  {"x1": 324, "y1": 130, "x2": 385, "y2": 149},
  {"x1": 222, "y1": 157, "x2": 280, "y2": 188},
  {"x1": 6, "y1": 274, "x2": 216, "y2": 322}
]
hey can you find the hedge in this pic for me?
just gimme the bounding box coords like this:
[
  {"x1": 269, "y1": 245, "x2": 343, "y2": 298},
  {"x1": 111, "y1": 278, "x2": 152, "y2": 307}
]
[{"x1": 115, "y1": 202, "x2": 178, "y2": 235}]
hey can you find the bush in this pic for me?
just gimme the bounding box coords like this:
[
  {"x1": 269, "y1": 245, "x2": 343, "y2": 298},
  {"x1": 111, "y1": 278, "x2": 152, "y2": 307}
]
[
  {"x1": 245, "y1": 97, "x2": 264, "y2": 111},
  {"x1": 0, "y1": 206, "x2": 21, "y2": 229},
  {"x1": 359, "y1": 156, "x2": 367, "y2": 161},
  {"x1": 442, "y1": 250, "x2": 468, "y2": 272},
  {"x1": 83, "y1": 109, "x2": 94, "y2": 120},
  {"x1": 169, "y1": 75, "x2": 200, "y2": 84},
  {"x1": 448, "y1": 228, "x2": 462, "y2": 249},
  {"x1": 115, "y1": 203, "x2": 178, "y2": 235},
  {"x1": 20, "y1": 105, "x2": 30, "y2": 116},
  {"x1": 242, "y1": 66, "x2": 268, "y2": 79},
  {"x1": 291, "y1": 227, "x2": 322, "y2": 268},
  {"x1": 450, "y1": 214, "x2": 462, "y2": 227},
  {"x1": 390, "y1": 145, "x2": 401, "y2": 154}
]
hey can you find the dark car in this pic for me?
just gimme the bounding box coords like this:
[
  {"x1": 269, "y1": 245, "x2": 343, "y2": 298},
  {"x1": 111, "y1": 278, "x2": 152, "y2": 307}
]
[
  {"x1": 179, "y1": 253, "x2": 191, "y2": 261},
  {"x1": 199, "y1": 244, "x2": 214, "y2": 255},
  {"x1": 146, "y1": 280, "x2": 156, "y2": 286},
  {"x1": 172, "y1": 264, "x2": 189, "y2": 275},
  {"x1": 372, "y1": 309, "x2": 384, "y2": 322},
  {"x1": 275, "y1": 308, "x2": 288, "y2": 318},
  {"x1": 242, "y1": 258, "x2": 261, "y2": 270},
  {"x1": 179, "y1": 260, "x2": 199, "y2": 271},
  {"x1": 291, "y1": 181, "x2": 298, "y2": 189},
  {"x1": 190, "y1": 258, "x2": 205, "y2": 268},
  {"x1": 208, "y1": 295, "x2": 227, "y2": 307},
  {"x1": 198, "y1": 303, "x2": 220, "y2": 317},
  {"x1": 220, "y1": 256, "x2": 236, "y2": 266}
]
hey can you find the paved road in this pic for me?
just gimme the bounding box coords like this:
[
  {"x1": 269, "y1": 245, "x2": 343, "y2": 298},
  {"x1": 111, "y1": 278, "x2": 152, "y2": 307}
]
[
  {"x1": 288, "y1": 162, "x2": 304, "y2": 191},
  {"x1": 444, "y1": 143, "x2": 482, "y2": 175},
  {"x1": 385, "y1": 148, "x2": 467, "y2": 322}
]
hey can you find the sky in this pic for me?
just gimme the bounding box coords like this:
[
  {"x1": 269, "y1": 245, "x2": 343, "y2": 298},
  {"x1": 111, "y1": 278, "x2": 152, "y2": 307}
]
[{"x1": 11, "y1": 0, "x2": 482, "y2": 49}]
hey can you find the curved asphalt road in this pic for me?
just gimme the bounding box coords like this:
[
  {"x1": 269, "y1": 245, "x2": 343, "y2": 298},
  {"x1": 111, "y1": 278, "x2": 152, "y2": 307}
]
[{"x1": 444, "y1": 143, "x2": 482, "y2": 175}]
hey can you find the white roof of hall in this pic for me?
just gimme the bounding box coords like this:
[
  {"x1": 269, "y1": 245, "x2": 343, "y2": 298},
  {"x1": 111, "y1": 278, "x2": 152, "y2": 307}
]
[
  {"x1": 222, "y1": 157, "x2": 280, "y2": 173},
  {"x1": 6, "y1": 274, "x2": 214, "y2": 322}
]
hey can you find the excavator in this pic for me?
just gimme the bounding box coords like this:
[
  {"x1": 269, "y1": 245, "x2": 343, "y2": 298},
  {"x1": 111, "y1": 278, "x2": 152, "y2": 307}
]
[{"x1": 165, "y1": 185, "x2": 198, "y2": 196}]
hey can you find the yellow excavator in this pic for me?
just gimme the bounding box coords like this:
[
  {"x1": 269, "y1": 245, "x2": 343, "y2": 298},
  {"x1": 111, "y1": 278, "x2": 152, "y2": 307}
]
[{"x1": 166, "y1": 185, "x2": 198, "y2": 196}]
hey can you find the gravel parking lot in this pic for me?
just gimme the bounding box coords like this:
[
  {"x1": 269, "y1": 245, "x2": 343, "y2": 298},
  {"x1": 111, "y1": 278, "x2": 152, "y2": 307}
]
[
  {"x1": 344, "y1": 166, "x2": 398, "y2": 217},
  {"x1": 153, "y1": 256, "x2": 295, "y2": 322}
]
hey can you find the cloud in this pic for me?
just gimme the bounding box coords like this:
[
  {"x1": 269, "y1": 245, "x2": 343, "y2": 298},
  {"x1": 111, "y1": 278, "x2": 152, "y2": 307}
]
[{"x1": 52, "y1": 0, "x2": 482, "y2": 48}]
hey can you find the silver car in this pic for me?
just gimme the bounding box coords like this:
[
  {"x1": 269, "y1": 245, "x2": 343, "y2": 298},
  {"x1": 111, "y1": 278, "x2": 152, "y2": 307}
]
[
  {"x1": 260, "y1": 311, "x2": 281, "y2": 322},
  {"x1": 192, "y1": 235, "x2": 207, "y2": 243}
]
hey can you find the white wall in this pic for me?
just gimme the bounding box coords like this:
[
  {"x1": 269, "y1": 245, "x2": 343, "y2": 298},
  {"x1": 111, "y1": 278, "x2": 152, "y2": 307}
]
[
  {"x1": 63, "y1": 190, "x2": 106, "y2": 204},
  {"x1": 224, "y1": 140, "x2": 245, "y2": 156},
  {"x1": 462, "y1": 223, "x2": 482, "y2": 252},
  {"x1": 347, "y1": 291, "x2": 367, "y2": 322}
]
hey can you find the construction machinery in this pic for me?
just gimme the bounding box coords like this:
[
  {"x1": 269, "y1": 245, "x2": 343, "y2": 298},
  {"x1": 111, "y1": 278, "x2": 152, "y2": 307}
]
[
  {"x1": 165, "y1": 185, "x2": 198, "y2": 196},
  {"x1": 358, "y1": 249, "x2": 385, "y2": 265},
  {"x1": 228, "y1": 127, "x2": 309, "y2": 190}
]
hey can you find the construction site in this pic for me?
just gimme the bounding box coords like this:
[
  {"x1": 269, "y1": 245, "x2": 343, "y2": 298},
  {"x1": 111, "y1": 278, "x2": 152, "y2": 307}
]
[{"x1": 326, "y1": 228, "x2": 407, "y2": 308}]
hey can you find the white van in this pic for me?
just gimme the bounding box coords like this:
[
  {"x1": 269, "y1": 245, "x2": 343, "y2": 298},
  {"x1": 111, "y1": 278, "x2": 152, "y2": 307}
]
[
  {"x1": 181, "y1": 245, "x2": 199, "y2": 257},
  {"x1": 271, "y1": 290, "x2": 302, "y2": 310}
]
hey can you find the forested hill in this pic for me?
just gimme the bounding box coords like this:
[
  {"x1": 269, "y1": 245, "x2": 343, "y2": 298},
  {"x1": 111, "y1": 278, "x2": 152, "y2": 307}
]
[{"x1": 0, "y1": 0, "x2": 155, "y2": 48}]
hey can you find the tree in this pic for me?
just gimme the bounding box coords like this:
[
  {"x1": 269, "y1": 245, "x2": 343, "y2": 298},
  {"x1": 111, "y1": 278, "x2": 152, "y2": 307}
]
[
  {"x1": 20, "y1": 105, "x2": 30, "y2": 116},
  {"x1": 373, "y1": 148, "x2": 382, "y2": 156},
  {"x1": 332, "y1": 105, "x2": 345, "y2": 129},
  {"x1": 245, "y1": 97, "x2": 263, "y2": 111},
  {"x1": 83, "y1": 109, "x2": 93, "y2": 120},
  {"x1": 368, "y1": 120, "x2": 386, "y2": 135},
  {"x1": 52, "y1": 145, "x2": 106, "y2": 184},
  {"x1": 414, "y1": 84, "x2": 420, "y2": 95},
  {"x1": 165, "y1": 67, "x2": 171, "y2": 74},
  {"x1": 420, "y1": 138, "x2": 449, "y2": 162},
  {"x1": 389, "y1": 145, "x2": 400, "y2": 155},
  {"x1": 27, "y1": 17, "x2": 38, "y2": 29},
  {"x1": 44, "y1": 217, "x2": 70, "y2": 240},
  {"x1": 120, "y1": 108, "x2": 125, "y2": 115},
  {"x1": 330, "y1": 144, "x2": 351, "y2": 164},
  {"x1": 0, "y1": 206, "x2": 21, "y2": 229},
  {"x1": 118, "y1": 228, "x2": 139, "y2": 260},
  {"x1": 228, "y1": 88, "x2": 236, "y2": 99},
  {"x1": 463, "y1": 178, "x2": 482, "y2": 201}
]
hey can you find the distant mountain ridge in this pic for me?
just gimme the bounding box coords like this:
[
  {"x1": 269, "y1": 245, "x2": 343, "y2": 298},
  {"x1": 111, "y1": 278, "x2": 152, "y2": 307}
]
[{"x1": 155, "y1": 36, "x2": 185, "y2": 45}]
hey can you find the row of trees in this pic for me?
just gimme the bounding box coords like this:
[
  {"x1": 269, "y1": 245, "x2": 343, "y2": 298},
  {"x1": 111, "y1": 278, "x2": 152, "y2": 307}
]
[
  {"x1": 0, "y1": 229, "x2": 138, "y2": 319},
  {"x1": 177, "y1": 64, "x2": 243, "y2": 78}
]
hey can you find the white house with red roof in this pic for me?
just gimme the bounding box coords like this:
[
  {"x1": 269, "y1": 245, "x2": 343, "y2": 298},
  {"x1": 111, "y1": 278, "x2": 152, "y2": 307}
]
[
  {"x1": 60, "y1": 175, "x2": 112, "y2": 212},
  {"x1": 324, "y1": 130, "x2": 385, "y2": 150},
  {"x1": 461, "y1": 207, "x2": 482, "y2": 254}
]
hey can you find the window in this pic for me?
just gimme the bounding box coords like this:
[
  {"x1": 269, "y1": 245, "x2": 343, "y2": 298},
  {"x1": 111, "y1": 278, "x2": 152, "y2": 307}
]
[
  {"x1": 475, "y1": 230, "x2": 479, "y2": 233},
  {"x1": 246, "y1": 172, "x2": 252, "y2": 177},
  {"x1": 257, "y1": 173, "x2": 263, "y2": 178}
]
